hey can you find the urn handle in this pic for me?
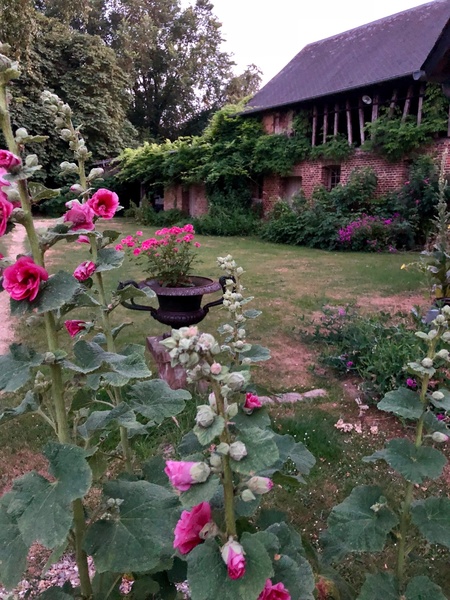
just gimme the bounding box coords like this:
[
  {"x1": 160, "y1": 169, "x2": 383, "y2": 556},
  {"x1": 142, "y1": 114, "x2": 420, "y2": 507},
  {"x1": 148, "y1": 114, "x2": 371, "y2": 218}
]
[{"x1": 202, "y1": 275, "x2": 232, "y2": 312}]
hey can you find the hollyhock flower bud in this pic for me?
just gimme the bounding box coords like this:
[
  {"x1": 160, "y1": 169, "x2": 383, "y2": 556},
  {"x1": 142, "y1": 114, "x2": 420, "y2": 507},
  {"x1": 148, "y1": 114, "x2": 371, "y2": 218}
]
[
  {"x1": 76, "y1": 235, "x2": 90, "y2": 244},
  {"x1": 208, "y1": 392, "x2": 217, "y2": 411},
  {"x1": 257, "y1": 579, "x2": 291, "y2": 600},
  {"x1": 73, "y1": 260, "x2": 96, "y2": 281},
  {"x1": 221, "y1": 538, "x2": 246, "y2": 580},
  {"x1": 2, "y1": 256, "x2": 49, "y2": 301},
  {"x1": 216, "y1": 442, "x2": 230, "y2": 455},
  {"x1": 421, "y1": 358, "x2": 433, "y2": 368},
  {"x1": 198, "y1": 333, "x2": 220, "y2": 354},
  {"x1": 225, "y1": 371, "x2": 246, "y2": 391},
  {"x1": 210, "y1": 362, "x2": 222, "y2": 375},
  {"x1": 436, "y1": 349, "x2": 449, "y2": 360},
  {"x1": 87, "y1": 167, "x2": 104, "y2": 181},
  {"x1": 15, "y1": 127, "x2": 28, "y2": 142},
  {"x1": 87, "y1": 188, "x2": 119, "y2": 219},
  {"x1": 432, "y1": 391, "x2": 445, "y2": 401},
  {"x1": 165, "y1": 461, "x2": 210, "y2": 491},
  {"x1": 209, "y1": 453, "x2": 222, "y2": 469},
  {"x1": 247, "y1": 476, "x2": 273, "y2": 495},
  {"x1": 229, "y1": 441, "x2": 247, "y2": 461},
  {"x1": 226, "y1": 403, "x2": 238, "y2": 418},
  {"x1": 431, "y1": 431, "x2": 449, "y2": 443},
  {"x1": 64, "y1": 200, "x2": 95, "y2": 231},
  {"x1": 0, "y1": 194, "x2": 13, "y2": 236},
  {"x1": 243, "y1": 392, "x2": 262, "y2": 414},
  {"x1": 70, "y1": 184, "x2": 84, "y2": 194},
  {"x1": 64, "y1": 320, "x2": 87, "y2": 337},
  {"x1": 195, "y1": 405, "x2": 216, "y2": 428},
  {"x1": 173, "y1": 501, "x2": 212, "y2": 555},
  {"x1": 0, "y1": 149, "x2": 21, "y2": 170},
  {"x1": 241, "y1": 489, "x2": 256, "y2": 502}
]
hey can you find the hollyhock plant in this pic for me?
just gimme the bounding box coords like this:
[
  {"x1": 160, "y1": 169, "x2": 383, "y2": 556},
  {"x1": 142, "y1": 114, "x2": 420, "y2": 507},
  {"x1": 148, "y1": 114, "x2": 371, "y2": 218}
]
[
  {"x1": 243, "y1": 392, "x2": 262, "y2": 414},
  {"x1": 87, "y1": 188, "x2": 119, "y2": 219},
  {"x1": 64, "y1": 320, "x2": 87, "y2": 337},
  {"x1": 165, "y1": 460, "x2": 211, "y2": 491},
  {"x1": 73, "y1": 260, "x2": 96, "y2": 281},
  {"x1": 0, "y1": 149, "x2": 21, "y2": 169},
  {"x1": 221, "y1": 539, "x2": 246, "y2": 580},
  {"x1": 2, "y1": 256, "x2": 49, "y2": 301},
  {"x1": 0, "y1": 193, "x2": 13, "y2": 236},
  {"x1": 246, "y1": 476, "x2": 273, "y2": 495},
  {"x1": 258, "y1": 579, "x2": 291, "y2": 600},
  {"x1": 64, "y1": 200, "x2": 95, "y2": 231},
  {"x1": 173, "y1": 501, "x2": 212, "y2": 554}
]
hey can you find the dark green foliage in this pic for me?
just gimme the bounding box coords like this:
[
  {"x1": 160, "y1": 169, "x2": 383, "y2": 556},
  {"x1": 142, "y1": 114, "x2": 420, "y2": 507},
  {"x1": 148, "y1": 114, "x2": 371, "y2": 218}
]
[
  {"x1": 309, "y1": 135, "x2": 354, "y2": 162},
  {"x1": 303, "y1": 305, "x2": 420, "y2": 400},
  {"x1": 252, "y1": 133, "x2": 310, "y2": 176},
  {"x1": 193, "y1": 205, "x2": 259, "y2": 237},
  {"x1": 125, "y1": 202, "x2": 187, "y2": 227}
]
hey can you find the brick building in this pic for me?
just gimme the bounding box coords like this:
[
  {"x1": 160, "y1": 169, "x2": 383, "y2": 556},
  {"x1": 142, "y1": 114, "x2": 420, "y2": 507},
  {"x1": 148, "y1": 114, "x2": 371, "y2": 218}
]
[{"x1": 241, "y1": 0, "x2": 450, "y2": 214}]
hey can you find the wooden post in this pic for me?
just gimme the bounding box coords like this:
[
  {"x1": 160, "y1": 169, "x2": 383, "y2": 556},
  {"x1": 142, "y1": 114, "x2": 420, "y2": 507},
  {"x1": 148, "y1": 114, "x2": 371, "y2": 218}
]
[
  {"x1": 323, "y1": 104, "x2": 328, "y2": 144},
  {"x1": 334, "y1": 102, "x2": 339, "y2": 138},
  {"x1": 417, "y1": 85, "x2": 425, "y2": 126},
  {"x1": 370, "y1": 94, "x2": 379, "y2": 139},
  {"x1": 402, "y1": 85, "x2": 413, "y2": 122},
  {"x1": 389, "y1": 89, "x2": 398, "y2": 117},
  {"x1": 346, "y1": 99, "x2": 353, "y2": 144},
  {"x1": 358, "y1": 99, "x2": 365, "y2": 144},
  {"x1": 312, "y1": 105, "x2": 318, "y2": 147}
]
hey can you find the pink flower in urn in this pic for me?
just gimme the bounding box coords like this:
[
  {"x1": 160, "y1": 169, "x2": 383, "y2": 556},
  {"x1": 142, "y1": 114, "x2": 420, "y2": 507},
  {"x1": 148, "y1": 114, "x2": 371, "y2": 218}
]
[
  {"x1": 164, "y1": 460, "x2": 210, "y2": 492},
  {"x1": 221, "y1": 539, "x2": 246, "y2": 580},
  {"x1": 0, "y1": 149, "x2": 21, "y2": 170},
  {"x1": 73, "y1": 260, "x2": 96, "y2": 281},
  {"x1": 2, "y1": 256, "x2": 49, "y2": 301},
  {"x1": 64, "y1": 320, "x2": 87, "y2": 337},
  {"x1": 243, "y1": 392, "x2": 262, "y2": 414},
  {"x1": 258, "y1": 579, "x2": 291, "y2": 600},
  {"x1": 173, "y1": 502, "x2": 212, "y2": 554},
  {"x1": 0, "y1": 194, "x2": 13, "y2": 237},
  {"x1": 64, "y1": 200, "x2": 95, "y2": 231},
  {"x1": 87, "y1": 188, "x2": 119, "y2": 219}
]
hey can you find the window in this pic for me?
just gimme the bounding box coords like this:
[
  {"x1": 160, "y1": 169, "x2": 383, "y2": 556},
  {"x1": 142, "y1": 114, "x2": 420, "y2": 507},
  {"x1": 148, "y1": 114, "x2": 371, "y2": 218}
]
[{"x1": 323, "y1": 165, "x2": 341, "y2": 191}]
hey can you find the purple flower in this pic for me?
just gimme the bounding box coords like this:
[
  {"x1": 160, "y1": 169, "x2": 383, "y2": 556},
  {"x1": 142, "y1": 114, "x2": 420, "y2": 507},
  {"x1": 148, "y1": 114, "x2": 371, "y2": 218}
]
[
  {"x1": 346, "y1": 361, "x2": 354, "y2": 368},
  {"x1": 406, "y1": 378, "x2": 417, "y2": 389},
  {"x1": 436, "y1": 414, "x2": 446, "y2": 421}
]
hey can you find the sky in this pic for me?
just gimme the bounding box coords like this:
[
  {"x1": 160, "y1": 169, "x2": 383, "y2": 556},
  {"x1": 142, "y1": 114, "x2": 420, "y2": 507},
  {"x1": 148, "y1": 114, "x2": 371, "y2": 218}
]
[{"x1": 183, "y1": 0, "x2": 433, "y2": 86}]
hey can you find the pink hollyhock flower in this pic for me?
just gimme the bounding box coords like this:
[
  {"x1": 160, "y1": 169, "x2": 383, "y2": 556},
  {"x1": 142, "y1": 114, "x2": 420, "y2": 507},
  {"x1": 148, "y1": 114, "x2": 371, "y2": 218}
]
[
  {"x1": 77, "y1": 235, "x2": 90, "y2": 244},
  {"x1": 64, "y1": 200, "x2": 95, "y2": 231},
  {"x1": 246, "y1": 476, "x2": 273, "y2": 495},
  {"x1": 210, "y1": 362, "x2": 222, "y2": 375},
  {"x1": 64, "y1": 320, "x2": 87, "y2": 337},
  {"x1": 173, "y1": 501, "x2": 212, "y2": 554},
  {"x1": 164, "y1": 461, "x2": 210, "y2": 491},
  {"x1": 87, "y1": 188, "x2": 119, "y2": 219},
  {"x1": 0, "y1": 149, "x2": 21, "y2": 170},
  {"x1": 243, "y1": 392, "x2": 262, "y2": 414},
  {"x1": 2, "y1": 256, "x2": 49, "y2": 301},
  {"x1": 0, "y1": 194, "x2": 13, "y2": 237},
  {"x1": 221, "y1": 539, "x2": 246, "y2": 580},
  {"x1": 258, "y1": 579, "x2": 291, "y2": 600},
  {"x1": 136, "y1": 230, "x2": 143, "y2": 236},
  {"x1": 73, "y1": 260, "x2": 96, "y2": 281}
]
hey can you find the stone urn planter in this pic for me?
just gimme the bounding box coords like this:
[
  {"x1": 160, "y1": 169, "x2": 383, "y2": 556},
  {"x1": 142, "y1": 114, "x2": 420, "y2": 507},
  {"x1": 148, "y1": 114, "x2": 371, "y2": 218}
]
[{"x1": 118, "y1": 276, "x2": 225, "y2": 328}]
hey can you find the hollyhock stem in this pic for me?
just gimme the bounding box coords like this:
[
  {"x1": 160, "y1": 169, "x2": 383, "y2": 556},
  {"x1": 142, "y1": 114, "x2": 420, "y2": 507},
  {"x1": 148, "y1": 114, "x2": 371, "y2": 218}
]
[
  {"x1": 211, "y1": 379, "x2": 236, "y2": 537},
  {"x1": 1, "y1": 80, "x2": 93, "y2": 599},
  {"x1": 90, "y1": 239, "x2": 133, "y2": 472}
]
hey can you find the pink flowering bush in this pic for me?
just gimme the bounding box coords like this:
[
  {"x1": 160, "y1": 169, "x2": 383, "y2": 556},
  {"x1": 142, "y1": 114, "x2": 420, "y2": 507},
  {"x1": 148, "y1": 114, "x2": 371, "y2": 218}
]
[
  {"x1": 337, "y1": 214, "x2": 413, "y2": 252},
  {"x1": 119, "y1": 224, "x2": 200, "y2": 286}
]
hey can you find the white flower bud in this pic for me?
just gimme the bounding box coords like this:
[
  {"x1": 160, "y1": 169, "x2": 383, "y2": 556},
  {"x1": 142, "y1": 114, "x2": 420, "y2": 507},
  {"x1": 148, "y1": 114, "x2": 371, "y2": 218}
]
[
  {"x1": 226, "y1": 403, "x2": 238, "y2": 418},
  {"x1": 432, "y1": 391, "x2": 445, "y2": 401},
  {"x1": 436, "y1": 349, "x2": 449, "y2": 360},
  {"x1": 59, "y1": 128, "x2": 73, "y2": 141},
  {"x1": 247, "y1": 476, "x2": 273, "y2": 495},
  {"x1": 224, "y1": 371, "x2": 246, "y2": 391},
  {"x1": 25, "y1": 154, "x2": 39, "y2": 167},
  {"x1": 241, "y1": 489, "x2": 256, "y2": 502},
  {"x1": 195, "y1": 405, "x2": 216, "y2": 428},
  {"x1": 229, "y1": 441, "x2": 247, "y2": 461},
  {"x1": 234, "y1": 340, "x2": 245, "y2": 350},
  {"x1": 190, "y1": 462, "x2": 211, "y2": 483},
  {"x1": 216, "y1": 442, "x2": 230, "y2": 455},
  {"x1": 431, "y1": 431, "x2": 449, "y2": 443},
  {"x1": 442, "y1": 305, "x2": 450, "y2": 315},
  {"x1": 236, "y1": 267, "x2": 244, "y2": 275},
  {"x1": 241, "y1": 358, "x2": 252, "y2": 366},
  {"x1": 70, "y1": 184, "x2": 84, "y2": 194},
  {"x1": 209, "y1": 453, "x2": 222, "y2": 469},
  {"x1": 87, "y1": 167, "x2": 104, "y2": 181},
  {"x1": 421, "y1": 358, "x2": 433, "y2": 368},
  {"x1": 208, "y1": 392, "x2": 217, "y2": 411},
  {"x1": 428, "y1": 330, "x2": 438, "y2": 339}
]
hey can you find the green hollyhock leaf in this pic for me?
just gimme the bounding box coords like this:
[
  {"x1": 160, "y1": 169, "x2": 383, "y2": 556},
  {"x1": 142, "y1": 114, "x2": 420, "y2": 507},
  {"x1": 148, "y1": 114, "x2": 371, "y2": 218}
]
[
  {"x1": 235, "y1": 494, "x2": 261, "y2": 517},
  {"x1": 100, "y1": 229, "x2": 121, "y2": 246},
  {"x1": 357, "y1": 572, "x2": 398, "y2": 600},
  {"x1": 142, "y1": 455, "x2": 173, "y2": 489},
  {"x1": 364, "y1": 438, "x2": 447, "y2": 483},
  {"x1": 327, "y1": 485, "x2": 398, "y2": 553},
  {"x1": 266, "y1": 522, "x2": 306, "y2": 562},
  {"x1": 239, "y1": 344, "x2": 271, "y2": 362},
  {"x1": 180, "y1": 476, "x2": 221, "y2": 508},
  {"x1": 34, "y1": 271, "x2": 82, "y2": 314},
  {"x1": 113, "y1": 284, "x2": 156, "y2": 303},
  {"x1": 243, "y1": 309, "x2": 262, "y2": 319},
  {"x1": 271, "y1": 554, "x2": 315, "y2": 600},
  {"x1": 407, "y1": 361, "x2": 436, "y2": 377},
  {"x1": 429, "y1": 388, "x2": 450, "y2": 411},
  {"x1": 423, "y1": 411, "x2": 450, "y2": 435},
  {"x1": 0, "y1": 493, "x2": 29, "y2": 589},
  {"x1": 230, "y1": 427, "x2": 279, "y2": 474},
  {"x1": 0, "y1": 344, "x2": 44, "y2": 392},
  {"x1": 28, "y1": 182, "x2": 60, "y2": 202},
  {"x1": 178, "y1": 431, "x2": 204, "y2": 456},
  {"x1": 84, "y1": 480, "x2": 179, "y2": 573},
  {"x1": 187, "y1": 532, "x2": 274, "y2": 600},
  {"x1": 411, "y1": 497, "x2": 450, "y2": 548},
  {"x1": 77, "y1": 404, "x2": 135, "y2": 440},
  {"x1": 38, "y1": 589, "x2": 74, "y2": 599},
  {"x1": 232, "y1": 407, "x2": 271, "y2": 431},
  {"x1": 320, "y1": 529, "x2": 353, "y2": 564},
  {"x1": 377, "y1": 388, "x2": 423, "y2": 420},
  {"x1": 0, "y1": 390, "x2": 39, "y2": 422},
  {"x1": 194, "y1": 415, "x2": 225, "y2": 446},
  {"x1": 267, "y1": 433, "x2": 316, "y2": 481},
  {"x1": 9, "y1": 443, "x2": 92, "y2": 548},
  {"x1": 127, "y1": 379, "x2": 190, "y2": 424},
  {"x1": 91, "y1": 571, "x2": 123, "y2": 600},
  {"x1": 96, "y1": 248, "x2": 124, "y2": 272},
  {"x1": 405, "y1": 576, "x2": 447, "y2": 600}
]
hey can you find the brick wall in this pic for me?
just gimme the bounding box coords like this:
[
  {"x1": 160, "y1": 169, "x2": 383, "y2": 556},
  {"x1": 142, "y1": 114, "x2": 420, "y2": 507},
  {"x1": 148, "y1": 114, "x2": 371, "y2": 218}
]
[
  {"x1": 261, "y1": 139, "x2": 450, "y2": 214},
  {"x1": 164, "y1": 184, "x2": 209, "y2": 217}
]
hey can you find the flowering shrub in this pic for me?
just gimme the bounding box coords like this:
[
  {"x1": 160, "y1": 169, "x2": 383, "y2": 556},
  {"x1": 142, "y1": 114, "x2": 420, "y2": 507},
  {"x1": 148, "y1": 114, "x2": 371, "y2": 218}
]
[
  {"x1": 337, "y1": 214, "x2": 413, "y2": 251},
  {"x1": 119, "y1": 224, "x2": 200, "y2": 287}
]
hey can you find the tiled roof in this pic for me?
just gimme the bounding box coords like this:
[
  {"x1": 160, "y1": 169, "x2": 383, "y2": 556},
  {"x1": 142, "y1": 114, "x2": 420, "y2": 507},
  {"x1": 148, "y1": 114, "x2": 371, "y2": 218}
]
[{"x1": 245, "y1": 0, "x2": 450, "y2": 114}]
